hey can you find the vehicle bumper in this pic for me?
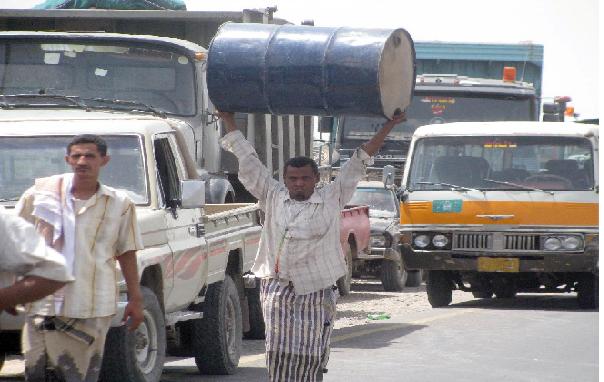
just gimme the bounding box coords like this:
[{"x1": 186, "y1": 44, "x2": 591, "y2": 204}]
[
  {"x1": 401, "y1": 244, "x2": 598, "y2": 273},
  {"x1": 357, "y1": 247, "x2": 400, "y2": 262}
]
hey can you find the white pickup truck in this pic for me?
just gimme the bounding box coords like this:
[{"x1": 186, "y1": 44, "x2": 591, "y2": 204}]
[{"x1": 0, "y1": 109, "x2": 263, "y2": 381}]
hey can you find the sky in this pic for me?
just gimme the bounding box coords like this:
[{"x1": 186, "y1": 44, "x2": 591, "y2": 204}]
[{"x1": 0, "y1": 0, "x2": 600, "y2": 118}]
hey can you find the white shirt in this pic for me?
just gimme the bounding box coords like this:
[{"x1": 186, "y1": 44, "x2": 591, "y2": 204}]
[
  {"x1": 220, "y1": 130, "x2": 370, "y2": 295},
  {"x1": 18, "y1": 182, "x2": 144, "y2": 318},
  {"x1": 0, "y1": 207, "x2": 72, "y2": 289}
]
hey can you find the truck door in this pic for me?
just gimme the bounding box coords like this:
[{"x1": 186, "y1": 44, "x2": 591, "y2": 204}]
[{"x1": 153, "y1": 133, "x2": 208, "y2": 311}]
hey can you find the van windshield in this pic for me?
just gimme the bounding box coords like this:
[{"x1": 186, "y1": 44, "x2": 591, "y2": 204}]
[
  {"x1": 407, "y1": 136, "x2": 594, "y2": 191},
  {"x1": 0, "y1": 40, "x2": 196, "y2": 116},
  {"x1": 0, "y1": 135, "x2": 148, "y2": 205}
]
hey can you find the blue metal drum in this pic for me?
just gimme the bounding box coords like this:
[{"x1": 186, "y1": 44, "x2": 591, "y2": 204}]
[{"x1": 207, "y1": 22, "x2": 415, "y2": 119}]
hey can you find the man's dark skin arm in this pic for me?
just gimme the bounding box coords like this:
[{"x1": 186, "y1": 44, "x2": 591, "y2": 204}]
[{"x1": 0, "y1": 276, "x2": 65, "y2": 312}]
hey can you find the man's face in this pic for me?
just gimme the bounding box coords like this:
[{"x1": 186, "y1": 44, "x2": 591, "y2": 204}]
[
  {"x1": 65, "y1": 143, "x2": 109, "y2": 181},
  {"x1": 284, "y1": 165, "x2": 319, "y2": 201}
]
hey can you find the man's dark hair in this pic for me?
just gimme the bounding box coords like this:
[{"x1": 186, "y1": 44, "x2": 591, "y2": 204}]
[
  {"x1": 67, "y1": 134, "x2": 108, "y2": 156},
  {"x1": 284, "y1": 156, "x2": 319, "y2": 177}
]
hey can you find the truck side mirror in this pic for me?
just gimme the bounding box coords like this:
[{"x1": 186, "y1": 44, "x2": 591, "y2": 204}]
[
  {"x1": 319, "y1": 117, "x2": 334, "y2": 134},
  {"x1": 382, "y1": 165, "x2": 396, "y2": 187},
  {"x1": 181, "y1": 179, "x2": 206, "y2": 209}
]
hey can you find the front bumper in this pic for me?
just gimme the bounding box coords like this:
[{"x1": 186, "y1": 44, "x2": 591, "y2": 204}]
[
  {"x1": 357, "y1": 247, "x2": 400, "y2": 262},
  {"x1": 401, "y1": 244, "x2": 598, "y2": 273}
]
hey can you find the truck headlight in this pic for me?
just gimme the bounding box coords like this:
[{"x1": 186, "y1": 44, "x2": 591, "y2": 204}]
[
  {"x1": 562, "y1": 236, "x2": 583, "y2": 250},
  {"x1": 371, "y1": 233, "x2": 393, "y2": 248},
  {"x1": 432, "y1": 234, "x2": 449, "y2": 248},
  {"x1": 413, "y1": 234, "x2": 430, "y2": 248},
  {"x1": 543, "y1": 237, "x2": 562, "y2": 251}
]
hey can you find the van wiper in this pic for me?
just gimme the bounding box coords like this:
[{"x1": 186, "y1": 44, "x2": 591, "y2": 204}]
[
  {"x1": 0, "y1": 94, "x2": 86, "y2": 108},
  {"x1": 482, "y1": 178, "x2": 554, "y2": 195},
  {"x1": 415, "y1": 181, "x2": 479, "y2": 192},
  {"x1": 84, "y1": 97, "x2": 166, "y2": 118}
]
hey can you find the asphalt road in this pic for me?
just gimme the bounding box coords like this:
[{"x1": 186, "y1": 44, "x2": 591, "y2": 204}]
[{"x1": 1, "y1": 293, "x2": 598, "y2": 382}]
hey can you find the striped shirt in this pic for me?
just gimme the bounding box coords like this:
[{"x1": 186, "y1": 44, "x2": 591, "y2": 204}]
[
  {"x1": 220, "y1": 130, "x2": 370, "y2": 295},
  {"x1": 17, "y1": 182, "x2": 143, "y2": 318}
]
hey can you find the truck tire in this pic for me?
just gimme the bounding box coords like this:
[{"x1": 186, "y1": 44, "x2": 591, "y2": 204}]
[
  {"x1": 100, "y1": 286, "x2": 166, "y2": 382},
  {"x1": 405, "y1": 270, "x2": 423, "y2": 287},
  {"x1": 243, "y1": 279, "x2": 265, "y2": 340},
  {"x1": 577, "y1": 274, "x2": 598, "y2": 309},
  {"x1": 426, "y1": 271, "x2": 452, "y2": 307},
  {"x1": 493, "y1": 278, "x2": 517, "y2": 299},
  {"x1": 380, "y1": 256, "x2": 408, "y2": 292},
  {"x1": 336, "y1": 243, "x2": 354, "y2": 296},
  {"x1": 193, "y1": 275, "x2": 242, "y2": 375}
]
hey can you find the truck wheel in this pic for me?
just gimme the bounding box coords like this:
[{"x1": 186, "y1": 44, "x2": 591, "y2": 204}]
[
  {"x1": 426, "y1": 271, "x2": 452, "y2": 307},
  {"x1": 405, "y1": 270, "x2": 423, "y2": 287},
  {"x1": 336, "y1": 243, "x2": 354, "y2": 296},
  {"x1": 493, "y1": 278, "x2": 517, "y2": 299},
  {"x1": 577, "y1": 274, "x2": 598, "y2": 309},
  {"x1": 193, "y1": 275, "x2": 242, "y2": 375},
  {"x1": 380, "y1": 256, "x2": 408, "y2": 292},
  {"x1": 243, "y1": 279, "x2": 265, "y2": 340},
  {"x1": 100, "y1": 286, "x2": 166, "y2": 382}
]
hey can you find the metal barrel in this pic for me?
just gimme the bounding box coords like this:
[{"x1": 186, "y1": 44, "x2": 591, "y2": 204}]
[{"x1": 207, "y1": 22, "x2": 415, "y2": 119}]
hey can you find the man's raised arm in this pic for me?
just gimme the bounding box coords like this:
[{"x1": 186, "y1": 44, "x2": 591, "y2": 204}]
[{"x1": 361, "y1": 112, "x2": 407, "y2": 156}]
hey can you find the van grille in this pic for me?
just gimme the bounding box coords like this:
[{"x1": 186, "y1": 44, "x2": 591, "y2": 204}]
[
  {"x1": 454, "y1": 233, "x2": 492, "y2": 250},
  {"x1": 504, "y1": 235, "x2": 539, "y2": 251}
]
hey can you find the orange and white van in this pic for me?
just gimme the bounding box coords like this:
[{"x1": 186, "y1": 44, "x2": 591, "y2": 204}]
[{"x1": 399, "y1": 122, "x2": 598, "y2": 308}]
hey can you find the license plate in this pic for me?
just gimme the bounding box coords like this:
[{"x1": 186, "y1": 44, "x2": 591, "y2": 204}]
[{"x1": 477, "y1": 257, "x2": 519, "y2": 272}]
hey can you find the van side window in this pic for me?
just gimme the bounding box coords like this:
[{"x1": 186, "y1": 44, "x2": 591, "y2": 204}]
[{"x1": 154, "y1": 137, "x2": 181, "y2": 208}]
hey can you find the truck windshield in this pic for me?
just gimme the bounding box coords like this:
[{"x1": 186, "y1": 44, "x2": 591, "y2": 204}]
[
  {"x1": 0, "y1": 135, "x2": 148, "y2": 205},
  {"x1": 349, "y1": 188, "x2": 398, "y2": 217},
  {"x1": 407, "y1": 136, "x2": 594, "y2": 191},
  {"x1": 339, "y1": 92, "x2": 534, "y2": 152},
  {"x1": 0, "y1": 40, "x2": 195, "y2": 116}
]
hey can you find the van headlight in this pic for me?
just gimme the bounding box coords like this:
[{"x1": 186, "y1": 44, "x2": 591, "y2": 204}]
[
  {"x1": 371, "y1": 233, "x2": 392, "y2": 248},
  {"x1": 413, "y1": 234, "x2": 430, "y2": 248},
  {"x1": 542, "y1": 235, "x2": 584, "y2": 251},
  {"x1": 432, "y1": 234, "x2": 449, "y2": 248},
  {"x1": 543, "y1": 237, "x2": 562, "y2": 251}
]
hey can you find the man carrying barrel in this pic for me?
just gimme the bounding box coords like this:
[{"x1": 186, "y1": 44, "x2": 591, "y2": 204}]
[{"x1": 218, "y1": 111, "x2": 406, "y2": 381}]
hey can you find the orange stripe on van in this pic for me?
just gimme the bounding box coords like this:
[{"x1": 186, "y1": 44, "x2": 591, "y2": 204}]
[{"x1": 400, "y1": 201, "x2": 598, "y2": 226}]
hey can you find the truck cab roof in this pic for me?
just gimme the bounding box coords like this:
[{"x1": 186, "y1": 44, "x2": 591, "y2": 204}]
[
  {"x1": 413, "y1": 121, "x2": 599, "y2": 139},
  {"x1": 0, "y1": 30, "x2": 207, "y2": 56}
]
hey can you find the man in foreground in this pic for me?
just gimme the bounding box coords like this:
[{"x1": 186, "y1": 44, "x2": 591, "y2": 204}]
[
  {"x1": 219, "y1": 111, "x2": 406, "y2": 381},
  {"x1": 17, "y1": 134, "x2": 145, "y2": 382}
]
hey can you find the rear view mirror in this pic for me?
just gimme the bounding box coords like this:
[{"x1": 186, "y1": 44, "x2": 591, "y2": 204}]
[
  {"x1": 181, "y1": 180, "x2": 205, "y2": 209},
  {"x1": 382, "y1": 165, "x2": 396, "y2": 187},
  {"x1": 319, "y1": 117, "x2": 334, "y2": 133}
]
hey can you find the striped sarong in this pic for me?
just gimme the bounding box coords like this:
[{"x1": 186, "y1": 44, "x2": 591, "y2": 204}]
[{"x1": 261, "y1": 278, "x2": 337, "y2": 382}]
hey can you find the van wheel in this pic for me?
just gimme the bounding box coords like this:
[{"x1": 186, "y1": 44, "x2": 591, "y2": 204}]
[
  {"x1": 426, "y1": 271, "x2": 452, "y2": 307},
  {"x1": 336, "y1": 243, "x2": 354, "y2": 296},
  {"x1": 405, "y1": 270, "x2": 423, "y2": 287},
  {"x1": 577, "y1": 274, "x2": 598, "y2": 309},
  {"x1": 193, "y1": 275, "x2": 242, "y2": 375},
  {"x1": 0, "y1": 351, "x2": 5, "y2": 371},
  {"x1": 493, "y1": 278, "x2": 517, "y2": 299},
  {"x1": 380, "y1": 254, "x2": 408, "y2": 292},
  {"x1": 100, "y1": 286, "x2": 166, "y2": 382},
  {"x1": 243, "y1": 279, "x2": 265, "y2": 340}
]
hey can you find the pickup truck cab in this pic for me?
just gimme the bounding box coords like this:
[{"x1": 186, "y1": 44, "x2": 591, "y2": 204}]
[
  {"x1": 400, "y1": 122, "x2": 598, "y2": 309},
  {"x1": 0, "y1": 109, "x2": 262, "y2": 380},
  {"x1": 347, "y1": 181, "x2": 422, "y2": 291}
]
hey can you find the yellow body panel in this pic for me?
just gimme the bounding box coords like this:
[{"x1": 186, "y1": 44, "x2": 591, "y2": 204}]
[{"x1": 401, "y1": 200, "x2": 599, "y2": 226}]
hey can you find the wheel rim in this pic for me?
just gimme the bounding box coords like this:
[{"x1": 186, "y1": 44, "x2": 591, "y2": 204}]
[
  {"x1": 225, "y1": 296, "x2": 238, "y2": 360},
  {"x1": 135, "y1": 309, "x2": 159, "y2": 374}
]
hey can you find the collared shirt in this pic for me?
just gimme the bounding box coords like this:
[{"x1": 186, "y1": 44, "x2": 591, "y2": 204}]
[
  {"x1": 220, "y1": 130, "x2": 370, "y2": 295},
  {"x1": 0, "y1": 207, "x2": 72, "y2": 290},
  {"x1": 17, "y1": 182, "x2": 143, "y2": 318}
]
